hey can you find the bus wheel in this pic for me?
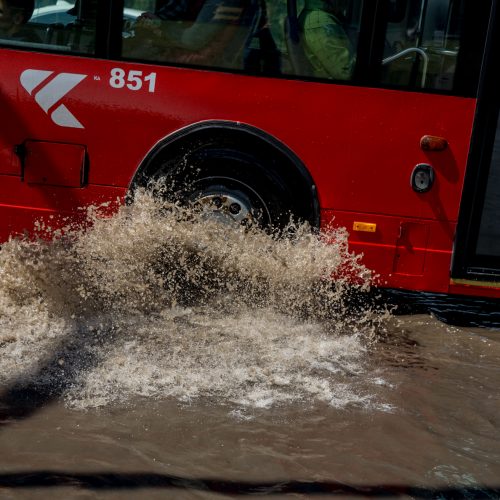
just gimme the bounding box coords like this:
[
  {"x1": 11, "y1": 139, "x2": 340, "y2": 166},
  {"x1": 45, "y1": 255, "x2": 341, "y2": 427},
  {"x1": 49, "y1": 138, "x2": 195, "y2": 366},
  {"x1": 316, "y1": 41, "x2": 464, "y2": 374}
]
[
  {"x1": 161, "y1": 147, "x2": 295, "y2": 231},
  {"x1": 188, "y1": 176, "x2": 271, "y2": 228}
]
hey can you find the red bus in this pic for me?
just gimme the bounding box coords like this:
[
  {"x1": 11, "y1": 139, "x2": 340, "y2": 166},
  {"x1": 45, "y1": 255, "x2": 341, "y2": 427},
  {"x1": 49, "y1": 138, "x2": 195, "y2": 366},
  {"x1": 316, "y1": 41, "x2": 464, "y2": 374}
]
[{"x1": 0, "y1": 0, "x2": 499, "y2": 301}]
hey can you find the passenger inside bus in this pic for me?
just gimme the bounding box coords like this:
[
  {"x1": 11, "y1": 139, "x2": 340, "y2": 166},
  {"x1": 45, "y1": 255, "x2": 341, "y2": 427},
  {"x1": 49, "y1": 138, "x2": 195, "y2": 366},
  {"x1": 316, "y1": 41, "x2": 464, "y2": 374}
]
[
  {"x1": 0, "y1": 0, "x2": 40, "y2": 42},
  {"x1": 298, "y1": 0, "x2": 355, "y2": 80},
  {"x1": 126, "y1": 0, "x2": 259, "y2": 69}
]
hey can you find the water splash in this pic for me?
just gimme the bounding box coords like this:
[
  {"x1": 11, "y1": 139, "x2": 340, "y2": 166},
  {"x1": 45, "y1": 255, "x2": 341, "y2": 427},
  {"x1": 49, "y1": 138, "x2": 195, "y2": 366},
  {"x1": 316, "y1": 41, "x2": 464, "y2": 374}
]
[{"x1": 0, "y1": 192, "x2": 389, "y2": 410}]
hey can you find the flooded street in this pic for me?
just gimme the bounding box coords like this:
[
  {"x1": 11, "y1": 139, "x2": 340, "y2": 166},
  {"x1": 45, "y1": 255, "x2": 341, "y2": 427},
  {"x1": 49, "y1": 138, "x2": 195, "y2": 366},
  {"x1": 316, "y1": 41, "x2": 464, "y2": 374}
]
[{"x1": 0, "y1": 195, "x2": 499, "y2": 498}]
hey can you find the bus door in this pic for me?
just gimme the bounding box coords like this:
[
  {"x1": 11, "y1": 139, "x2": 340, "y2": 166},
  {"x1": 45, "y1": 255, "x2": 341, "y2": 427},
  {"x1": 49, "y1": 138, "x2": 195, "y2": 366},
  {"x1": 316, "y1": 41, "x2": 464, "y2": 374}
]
[{"x1": 452, "y1": 1, "x2": 500, "y2": 286}]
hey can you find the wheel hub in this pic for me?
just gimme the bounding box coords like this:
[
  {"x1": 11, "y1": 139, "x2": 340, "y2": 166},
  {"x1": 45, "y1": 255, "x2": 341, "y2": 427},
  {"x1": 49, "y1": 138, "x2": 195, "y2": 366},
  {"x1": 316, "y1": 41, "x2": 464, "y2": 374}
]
[{"x1": 191, "y1": 187, "x2": 256, "y2": 226}]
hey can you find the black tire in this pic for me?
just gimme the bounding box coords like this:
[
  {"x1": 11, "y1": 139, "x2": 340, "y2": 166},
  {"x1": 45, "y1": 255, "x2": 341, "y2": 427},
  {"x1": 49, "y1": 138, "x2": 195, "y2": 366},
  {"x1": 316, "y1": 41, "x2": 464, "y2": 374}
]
[{"x1": 151, "y1": 145, "x2": 297, "y2": 231}]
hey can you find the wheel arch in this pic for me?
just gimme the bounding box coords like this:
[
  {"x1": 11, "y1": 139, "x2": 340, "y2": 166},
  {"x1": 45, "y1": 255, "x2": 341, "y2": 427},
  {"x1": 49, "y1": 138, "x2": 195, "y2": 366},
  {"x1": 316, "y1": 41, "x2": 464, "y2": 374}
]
[{"x1": 130, "y1": 120, "x2": 320, "y2": 228}]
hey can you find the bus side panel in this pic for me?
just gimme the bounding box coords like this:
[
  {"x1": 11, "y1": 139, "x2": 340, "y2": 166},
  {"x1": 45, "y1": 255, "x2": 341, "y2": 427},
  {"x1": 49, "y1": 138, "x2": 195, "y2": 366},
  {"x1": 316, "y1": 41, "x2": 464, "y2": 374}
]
[
  {"x1": 0, "y1": 50, "x2": 480, "y2": 296},
  {"x1": 324, "y1": 210, "x2": 456, "y2": 293}
]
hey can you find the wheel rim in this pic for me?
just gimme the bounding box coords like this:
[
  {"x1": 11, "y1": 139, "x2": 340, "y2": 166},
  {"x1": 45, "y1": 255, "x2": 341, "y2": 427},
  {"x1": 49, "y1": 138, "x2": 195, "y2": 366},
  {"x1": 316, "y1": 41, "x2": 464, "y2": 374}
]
[{"x1": 189, "y1": 177, "x2": 272, "y2": 228}]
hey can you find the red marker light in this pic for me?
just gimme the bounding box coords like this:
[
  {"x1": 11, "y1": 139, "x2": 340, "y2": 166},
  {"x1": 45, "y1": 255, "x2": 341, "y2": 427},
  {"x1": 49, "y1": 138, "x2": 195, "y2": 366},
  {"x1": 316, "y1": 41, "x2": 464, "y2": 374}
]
[{"x1": 420, "y1": 135, "x2": 448, "y2": 151}]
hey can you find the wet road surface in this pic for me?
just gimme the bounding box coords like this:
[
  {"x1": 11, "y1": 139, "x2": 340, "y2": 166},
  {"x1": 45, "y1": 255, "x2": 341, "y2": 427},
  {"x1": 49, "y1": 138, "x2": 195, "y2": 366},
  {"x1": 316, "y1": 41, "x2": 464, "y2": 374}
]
[{"x1": 0, "y1": 195, "x2": 499, "y2": 499}]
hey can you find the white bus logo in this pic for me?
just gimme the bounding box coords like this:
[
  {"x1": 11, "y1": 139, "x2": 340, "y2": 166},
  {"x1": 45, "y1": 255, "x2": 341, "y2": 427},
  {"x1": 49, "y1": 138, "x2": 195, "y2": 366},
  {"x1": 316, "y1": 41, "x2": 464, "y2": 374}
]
[{"x1": 20, "y1": 69, "x2": 87, "y2": 129}]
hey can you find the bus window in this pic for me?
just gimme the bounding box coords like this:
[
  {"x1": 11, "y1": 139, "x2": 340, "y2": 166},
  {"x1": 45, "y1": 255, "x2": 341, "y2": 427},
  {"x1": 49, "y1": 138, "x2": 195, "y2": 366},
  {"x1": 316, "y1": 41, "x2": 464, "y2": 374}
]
[
  {"x1": 0, "y1": 0, "x2": 98, "y2": 54},
  {"x1": 380, "y1": 0, "x2": 463, "y2": 90},
  {"x1": 139, "y1": 0, "x2": 366, "y2": 82},
  {"x1": 122, "y1": 0, "x2": 266, "y2": 72},
  {"x1": 296, "y1": 0, "x2": 360, "y2": 80},
  {"x1": 0, "y1": 0, "x2": 43, "y2": 45},
  {"x1": 282, "y1": 0, "x2": 362, "y2": 81}
]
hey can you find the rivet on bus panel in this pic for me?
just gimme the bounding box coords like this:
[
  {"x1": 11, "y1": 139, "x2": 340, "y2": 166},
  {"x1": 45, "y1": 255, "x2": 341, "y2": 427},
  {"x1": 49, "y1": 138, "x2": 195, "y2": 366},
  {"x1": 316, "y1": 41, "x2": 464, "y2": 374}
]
[
  {"x1": 420, "y1": 135, "x2": 448, "y2": 151},
  {"x1": 353, "y1": 222, "x2": 377, "y2": 233}
]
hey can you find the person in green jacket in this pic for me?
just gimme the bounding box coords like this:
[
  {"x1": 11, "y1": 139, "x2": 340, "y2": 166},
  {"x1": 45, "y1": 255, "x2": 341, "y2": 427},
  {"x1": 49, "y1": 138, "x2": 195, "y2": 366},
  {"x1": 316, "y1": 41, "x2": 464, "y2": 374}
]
[{"x1": 299, "y1": 0, "x2": 355, "y2": 80}]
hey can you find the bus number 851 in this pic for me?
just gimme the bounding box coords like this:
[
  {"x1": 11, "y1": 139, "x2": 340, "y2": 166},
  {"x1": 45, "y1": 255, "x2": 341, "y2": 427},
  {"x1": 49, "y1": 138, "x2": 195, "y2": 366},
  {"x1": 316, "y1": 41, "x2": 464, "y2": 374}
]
[{"x1": 109, "y1": 68, "x2": 157, "y2": 93}]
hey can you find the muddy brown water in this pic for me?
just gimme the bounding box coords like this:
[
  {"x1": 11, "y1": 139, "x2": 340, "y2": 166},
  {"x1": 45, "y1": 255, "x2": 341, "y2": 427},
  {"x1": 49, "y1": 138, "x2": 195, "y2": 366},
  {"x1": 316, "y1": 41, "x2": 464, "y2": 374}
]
[{"x1": 0, "y1": 195, "x2": 499, "y2": 499}]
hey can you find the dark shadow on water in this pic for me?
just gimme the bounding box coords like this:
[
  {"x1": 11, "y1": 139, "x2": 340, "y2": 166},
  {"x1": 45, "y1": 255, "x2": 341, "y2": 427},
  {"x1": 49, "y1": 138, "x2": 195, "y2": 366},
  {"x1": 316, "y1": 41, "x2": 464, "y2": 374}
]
[
  {"x1": 0, "y1": 323, "x2": 112, "y2": 426},
  {"x1": 1, "y1": 286, "x2": 497, "y2": 427},
  {"x1": 377, "y1": 289, "x2": 500, "y2": 328},
  {"x1": 0, "y1": 471, "x2": 498, "y2": 498}
]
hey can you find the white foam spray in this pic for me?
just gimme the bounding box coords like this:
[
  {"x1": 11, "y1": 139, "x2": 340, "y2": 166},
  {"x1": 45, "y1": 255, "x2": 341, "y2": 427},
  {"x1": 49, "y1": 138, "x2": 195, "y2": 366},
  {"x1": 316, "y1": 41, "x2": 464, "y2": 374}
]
[{"x1": 0, "y1": 192, "x2": 389, "y2": 410}]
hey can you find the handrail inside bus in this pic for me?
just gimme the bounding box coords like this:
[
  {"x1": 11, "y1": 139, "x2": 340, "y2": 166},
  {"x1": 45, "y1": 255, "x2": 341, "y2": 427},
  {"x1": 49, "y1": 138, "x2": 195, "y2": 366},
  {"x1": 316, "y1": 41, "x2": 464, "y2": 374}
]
[
  {"x1": 382, "y1": 47, "x2": 429, "y2": 88},
  {"x1": 426, "y1": 47, "x2": 458, "y2": 57}
]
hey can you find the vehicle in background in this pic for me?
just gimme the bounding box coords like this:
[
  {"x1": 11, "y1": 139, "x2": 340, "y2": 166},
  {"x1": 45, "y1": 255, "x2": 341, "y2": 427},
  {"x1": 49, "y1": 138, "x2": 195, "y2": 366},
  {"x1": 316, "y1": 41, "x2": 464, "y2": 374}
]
[
  {"x1": 30, "y1": 1, "x2": 74, "y2": 26},
  {"x1": 30, "y1": 0, "x2": 141, "y2": 36}
]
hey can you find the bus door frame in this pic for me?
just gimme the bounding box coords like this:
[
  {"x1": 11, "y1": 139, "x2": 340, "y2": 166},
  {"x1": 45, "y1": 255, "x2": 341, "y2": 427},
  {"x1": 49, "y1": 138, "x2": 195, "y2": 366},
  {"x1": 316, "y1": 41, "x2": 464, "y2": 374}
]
[{"x1": 452, "y1": 0, "x2": 500, "y2": 282}]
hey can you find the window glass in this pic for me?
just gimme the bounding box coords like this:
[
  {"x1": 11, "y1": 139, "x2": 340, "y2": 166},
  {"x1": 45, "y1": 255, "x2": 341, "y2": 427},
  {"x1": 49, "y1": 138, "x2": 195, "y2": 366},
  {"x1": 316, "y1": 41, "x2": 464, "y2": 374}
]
[
  {"x1": 122, "y1": 0, "x2": 266, "y2": 72},
  {"x1": 380, "y1": 0, "x2": 463, "y2": 90},
  {"x1": 0, "y1": 0, "x2": 97, "y2": 54},
  {"x1": 121, "y1": 0, "x2": 361, "y2": 80},
  {"x1": 476, "y1": 110, "x2": 500, "y2": 259},
  {"x1": 283, "y1": 0, "x2": 361, "y2": 80},
  {"x1": 119, "y1": 0, "x2": 468, "y2": 92}
]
